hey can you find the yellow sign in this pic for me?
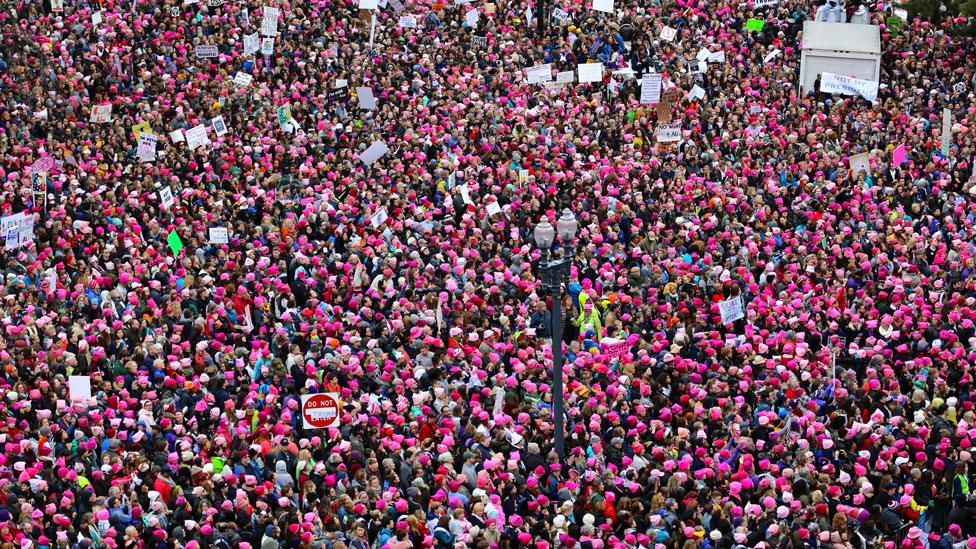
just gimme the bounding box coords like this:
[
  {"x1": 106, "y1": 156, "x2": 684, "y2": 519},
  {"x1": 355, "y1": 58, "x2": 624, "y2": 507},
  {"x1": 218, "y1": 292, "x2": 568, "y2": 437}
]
[{"x1": 132, "y1": 121, "x2": 153, "y2": 140}]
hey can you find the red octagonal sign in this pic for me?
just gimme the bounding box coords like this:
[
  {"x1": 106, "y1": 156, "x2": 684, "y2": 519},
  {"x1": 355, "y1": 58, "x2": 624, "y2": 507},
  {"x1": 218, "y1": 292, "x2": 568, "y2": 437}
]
[{"x1": 301, "y1": 393, "x2": 341, "y2": 429}]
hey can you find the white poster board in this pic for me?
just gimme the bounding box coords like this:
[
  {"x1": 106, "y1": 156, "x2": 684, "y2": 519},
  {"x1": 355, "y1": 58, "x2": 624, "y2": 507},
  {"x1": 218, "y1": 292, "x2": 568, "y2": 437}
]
[
  {"x1": 656, "y1": 122, "x2": 681, "y2": 143},
  {"x1": 243, "y1": 33, "x2": 260, "y2": 56},
  {"x1": 640, "y1": 73, "x2": 662, "y2": 104},
  {"x1": 359, "y1": 140, "x2": 389, "y2": 165},
  {"x1": 577, "y1": 63, "x2": 603, "y2": 83},
  {"x1": 660, "y1": 26, "x2": 677, "y2": 42},
  {"x1": 556, "y1": 71, "x2": 575, "y2": 84},
  {"x1": 819, "y1": 72, "x2": 879, "y2": 101},
  {"x1": 159, "y1": 186, "x2": 176, "y2": 210},
  {"x1": 137, "y1": 133, "x2": 158, "y2": 162},
  {"x1": 526, "y1": 64, "x2": 553, "y2": 84},
  {"x1": 591, "y1": 0, "x2": 614, "y2": 13},
  {"x1": 261, "y1": 6, "x2": 279, "y2": 36},
  {"x1": 89, "y1": 103, "x2": 113, "y2": 123},
  {"x1": 356, "y1": 87, "x2": 377, "y2": 110},
  {"x1": 398, "y1": 15, "x2": 417, "y2": 27},
  {"x1": 212, "y1": 116, "x2": 228, "y2": 137},
  {"x1": 0, "y1": 212, "x2": 34, "y2": 251},
  {"x1": 849, "y1": 152, "x2": 870, "y2": 176},
  {"x1": 233, "y1": 72, "x2": 253, "y2": 88},
  {"x1": 68, "y1": 376, "x2": 93, "y2": 403},
  {"x1": 185, "y1": 124, "x2": 210, "y2": 150},
  {"x1": 194, "y1": 45, "x2": 219, "y2": 58},
  {"x1": 719, "y1": 296, "x2": 745, "y2": 324},
  {"x1": 208, "y1": 227, "x2": 229, "y2": 244}
]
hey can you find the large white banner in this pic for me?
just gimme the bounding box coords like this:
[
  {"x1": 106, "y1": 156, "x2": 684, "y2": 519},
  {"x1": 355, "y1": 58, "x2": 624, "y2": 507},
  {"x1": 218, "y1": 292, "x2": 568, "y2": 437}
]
[
  {"x1": 819, "y1": 72, "x2": 879, "y2": 101},
  {"x1": 640, "y1": 73, "x2": 662, "y2": 104}
]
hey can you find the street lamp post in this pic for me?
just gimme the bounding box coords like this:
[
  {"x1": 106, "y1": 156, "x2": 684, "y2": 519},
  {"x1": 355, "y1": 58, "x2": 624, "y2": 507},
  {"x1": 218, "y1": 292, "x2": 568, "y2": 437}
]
[{"x1": 533, "y1": 209, "x2": 577, "y2": 460}]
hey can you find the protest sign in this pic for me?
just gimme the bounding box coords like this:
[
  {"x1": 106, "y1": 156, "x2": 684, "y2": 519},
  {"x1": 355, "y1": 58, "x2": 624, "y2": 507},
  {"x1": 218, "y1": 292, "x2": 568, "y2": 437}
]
[
  {"x1": 526, "y1": 64, "x2": 553, "y2": 84},
  {"x1": 90, "y1": 103, "x2": 113, "y2": 123},
  {"x1": 370, "y1": 208, "x2": 388, "y2": 229},
  {"x1": 132, "y1": 121, "x2": 153, "y2": 140},
  {"x1": 689, "y1": 85, "x2": 706, "y2": 100},
  {"x1": 708, "y1": 51, "x2": 726, "y2": 63},
  {"x1": 0, "y1": 212, "x2": 34, "y2": 251},
  {"x1": 212, "y1": 116, "x2": 228, "y2": 137},
  {"x1": 955, "y1": 82, "x2": 967, "y2": 94},
  {"x1": 819, "y1": 72, "x2": 879, "y2": 101},
  {"x1": 170, "y1": 129, "x2": 185, "y2": 144},
  {"x1": 657, "y1": 99, "x2": 672, "y2": 123},
  {"x1": 941, "y1": 107, "x2": 952, "y2": 155},
  {"x1": 892, "y1": 143, "x2": 907, "y2": 166},
  {"x1": 51, "y1": 0, "x2": 63, "y2": 12},
  {"x1": 31, "y1": 156, "x2": 55, "y2": 174},
  {"x1": 277, "y1": 104, "x2": 292, "y2": 126},
  {"x1": 656, "y1": 122, "x2": 681, "y2": 143},
  {"x1": 591, "y1": 0, "x2": 613, "y2": 13},
  {"x1": 301, "y1": 393, "x2": 341, "y2": 429},
  {"x1": 359, "y1": 0, "x2": 379, "y2": 9},
  {"x1": 389, "y1": 0, "x2": 404, "y2": 12},
  {"x1": 577, "y1": 63, "x2": 603, "y2": 83},
  {"x1": 137, "y1": 133, "x2": 158, "y2": 162},
  {"x1": 208, "y1": 227, "x2": 229, "y2": 244},
  {"x1": 551, "y1": 7, "x2": 569, "y2": 22},
  {"x1": 763, "y1": 48, "x2": 781, "y2": 63},
  {"x1": 261, "y1": 6, "x2": 279, "y2": 35},
  {"x1": 486, "y1": 201, "x2": 502, "y2": 217},
  {"x1": 745, "y1": 18, "x2": 764, "y2": 31},
  {"x1": 69, "y1": 376, "x2": 92, "y2": 403},
  {"x1": 848, "y1": 152, "x2": 870, "y2": 176},
  {"x1": 398, "y1": 15, "x2": 416, "y2": 27},
  {"x1": 640, "y1": 73, "x2": 662, "y2": 104},
  {"x1": 659, "y1": 26, "x2": 677, "y2": 42},
  {"x1": 464, "y1": 9, "x2": 478, "y2": 26},
  {"x1": 753, "y1": 0, "x2": 778, "y2": 7},
  {"x1": 359, "y1": 140, "x2": 389, "y2": 165},
  {"x1": 261, "y1": 37, "x2": 275, "y2": 56},
  {"x1": 556, "y1": 71, "x2": 575, "y2": 84},
  {"x1": 470, "y1": 35, "x2": 488, "y2": 48},
  {"x1": 356, "y1": 87, "x2": 377, "y2": 109},
  {"x1": 233, "y1": 72, "x2": 253, "y2": 88},
  {"x1": 91, "y1": 10, "x2": 103, "y2": 25},
  {"x1": 185, "y1": 124, "x2": 210, "y2": 150},
  {"x1": 195, "y1": 45, "x2": 219, "y2": 58},
  {"x1": 167, "y1": 230, "x2": 184, "y2": 255},
  {"x1": 159, "y1": 186, "x2": 176, "y2": 209},
  {"x1": 719, "y1": 296, "x2": 745, "y2": 324},
  {"x1": 601, "y1": 337, "x2": 631, "y2": 360},
  {"x1": 243, "y1": 33, "x2": 260, "y2": 56}
]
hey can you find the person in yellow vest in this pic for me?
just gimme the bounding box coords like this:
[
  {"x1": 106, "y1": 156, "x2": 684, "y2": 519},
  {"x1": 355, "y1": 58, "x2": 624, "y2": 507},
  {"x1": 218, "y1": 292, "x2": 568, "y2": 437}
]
[
  {"x1": 574, "y1": 302, "x2": 603, "y2": 342},
  {"x1": 949, "y1": 462, "x2": 970, "y2": 499}
]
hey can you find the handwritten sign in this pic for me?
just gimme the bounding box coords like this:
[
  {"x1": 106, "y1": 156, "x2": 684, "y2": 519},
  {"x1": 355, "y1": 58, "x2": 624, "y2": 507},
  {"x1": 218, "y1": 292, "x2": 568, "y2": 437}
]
[
  {"x1": 243, "y1": 33, "x2": 260, "y2": 56},
  {"x1": 640, "y1": 73, "x2": 662, "y2": 104},
  {"x1": 660, "y1": 26, "x2": 677, "y2": 42},
  {"x1": 159, "y1": 186, "x2": 176, "y2": 210},
  {"x1": 398, "y1": 15, "x2": 416, "y2": 27},
  {"x1": 261, "y1": 6, "x2": 279, "y2": 36},
  {"x1": 185, "y1": 124, "x2": 210, "y2": 150},
  {"x1": 90, "y1": 103, "x2": 113, "y2": 123},
  {"x1": 719, "y1": 296, "x2": 745, "y2": 324},
  {"x1": 137, "y1": 133, "x2": 158, "y2": 162},
  {"x1": 819, "y1": 72, "x2": 879, "y2": 101},
  {"x1": 31, "y1": 156, "x2": 55, "y2": 174},
  {"x1": 656, "y1": 122, "x2": 681, "y2": 143},
  {"x1": 359, "y1": 140, "x2": 389, "y2": 166},
  {"x1": 233, "y1": 72, "x2": 253, "y2": 88},
  {"x1": 208, "y1": 227, "x2": 229, "y2": 244},
  {"x1": 470, "y1": 35, "x2": 488, "y2": 48}
]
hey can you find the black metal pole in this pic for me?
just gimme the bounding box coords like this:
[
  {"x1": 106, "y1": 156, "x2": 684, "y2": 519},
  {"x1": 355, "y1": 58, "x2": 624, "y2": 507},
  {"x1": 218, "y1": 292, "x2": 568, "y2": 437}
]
[
  {"x1": 537, "y1": 0, "x2": 545, "y2": 37},
  {"x1": 551, "y1": 288, "x2": 564, "y2": 460}
]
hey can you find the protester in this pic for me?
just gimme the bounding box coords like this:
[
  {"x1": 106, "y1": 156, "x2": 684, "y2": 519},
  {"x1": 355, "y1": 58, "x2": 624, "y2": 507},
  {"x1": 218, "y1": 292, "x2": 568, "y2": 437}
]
[{"x1": 1, "y1": 0, "x2": 975, "y2": 546}]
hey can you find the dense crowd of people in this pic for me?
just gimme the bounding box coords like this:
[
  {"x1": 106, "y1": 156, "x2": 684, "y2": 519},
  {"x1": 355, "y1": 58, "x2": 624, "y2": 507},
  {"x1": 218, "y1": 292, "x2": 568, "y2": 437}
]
[{"x1": 1, "y1": 0, "x2": 976, "y2": 546}]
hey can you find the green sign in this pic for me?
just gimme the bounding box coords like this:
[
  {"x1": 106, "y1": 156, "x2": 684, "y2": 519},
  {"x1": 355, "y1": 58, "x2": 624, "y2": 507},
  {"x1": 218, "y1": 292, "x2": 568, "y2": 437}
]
[
  {"x1": 746, "y1": 18, "x2": 765, "y2": 31},
  {"x1": 167, "y1": 230, "x2": 184, "y2": 256}
]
